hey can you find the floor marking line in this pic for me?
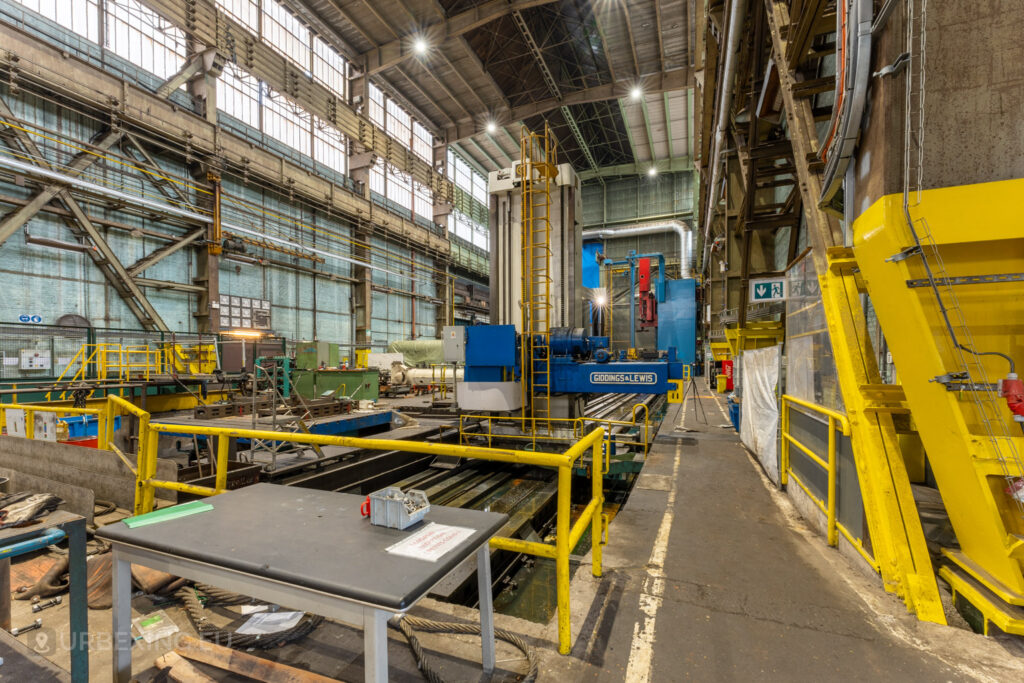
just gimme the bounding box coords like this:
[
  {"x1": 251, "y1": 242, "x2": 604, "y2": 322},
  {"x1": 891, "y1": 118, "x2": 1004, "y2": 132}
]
[{"x1": 624, "y1": 442, "x2": 681, "y2": 682}]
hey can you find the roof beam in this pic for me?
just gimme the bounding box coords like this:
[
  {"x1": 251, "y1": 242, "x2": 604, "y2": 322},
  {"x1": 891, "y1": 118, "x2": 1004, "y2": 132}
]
[
  {"x1": 445, "y1": 70, "x2": 693, "y2": 141},
  {"x1": 450, "y1": 142, "x2": 491, "y2": 178},
  {"x1": 664, "y1": 92, "x2": 675, "y2": 159},
  {"x1": 485, "y1": 133, "x2": 516, "y2": 165},
  {"x1": 640, "y1": 97, "x2": 658, "y2": 162},
  {"x1": 363, "y1": 0, "x2": 561, "y2": 75},
  {"x1": 578, "y1": 157, "x2": 694, "y2": 181},
  {"x1": 467, "y1": 137, "x2": 503, "y2": 171},
  {"x1": 617, "y1": 100, "x2": 640, "y2": 162}
]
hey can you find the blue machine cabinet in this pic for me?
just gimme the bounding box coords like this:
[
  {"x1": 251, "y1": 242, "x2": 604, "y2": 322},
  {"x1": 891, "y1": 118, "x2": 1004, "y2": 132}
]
[{"x1": 657, "y1": 278, "x2": 696, "y2": 364}]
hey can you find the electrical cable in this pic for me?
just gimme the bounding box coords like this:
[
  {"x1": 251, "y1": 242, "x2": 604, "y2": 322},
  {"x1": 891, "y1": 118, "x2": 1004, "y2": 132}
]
[{"x1": 390, "y1": 614, "x2": 539, "y2": 683}]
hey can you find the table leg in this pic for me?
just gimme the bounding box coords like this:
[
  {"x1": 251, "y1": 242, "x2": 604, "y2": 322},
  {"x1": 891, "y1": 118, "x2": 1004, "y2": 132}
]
[
  {"x1": 0, "y1": 557, "x2": 10, "y2": 632},
  {"x1": 362, "y1": 607, "x2": 388, "y2": 683},
  {"x1": 111, "y1": 548, "x2": 133, "y2": 683},
  {"x1": 477, "y1": 544, "x2": 496, "y2": 673},
  {"x1": 65, "y1": 518, "x2": 89, "y2": 683}
]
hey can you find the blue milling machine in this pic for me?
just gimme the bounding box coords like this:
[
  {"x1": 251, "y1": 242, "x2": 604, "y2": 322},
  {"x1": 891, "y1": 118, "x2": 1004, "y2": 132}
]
[{"x1": 461, "y1": 325, "x2": 684, "y2": 395}]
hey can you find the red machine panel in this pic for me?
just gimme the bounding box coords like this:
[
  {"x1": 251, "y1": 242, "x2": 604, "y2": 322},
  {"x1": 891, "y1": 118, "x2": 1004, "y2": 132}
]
[{"x1": 638, "y1": 257, "x2": 651, "y2": 292}]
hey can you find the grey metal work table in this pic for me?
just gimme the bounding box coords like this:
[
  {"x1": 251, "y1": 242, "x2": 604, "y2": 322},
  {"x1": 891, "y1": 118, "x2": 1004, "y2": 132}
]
[{"x1": 96, "y1": 483, "x2": 508, "y2": 682}]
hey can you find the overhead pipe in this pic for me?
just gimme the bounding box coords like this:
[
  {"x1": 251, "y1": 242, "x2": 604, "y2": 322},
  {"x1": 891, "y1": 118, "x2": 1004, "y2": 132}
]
[
  {"x1": 0, "y1": 154, "x2": 211, "y2": 224},
  {"x1": 820, "y1": 0, "x2": 873, "y2": 205},
  {"x1": 581, "y1": 220, "x2": 694, "y2": 278},
  {"x1": 701, "y1": 0, "x2": 749, "y2": 274},
  {"x1": 0, "y1": 153, "x2": 433, "y2": 287}
]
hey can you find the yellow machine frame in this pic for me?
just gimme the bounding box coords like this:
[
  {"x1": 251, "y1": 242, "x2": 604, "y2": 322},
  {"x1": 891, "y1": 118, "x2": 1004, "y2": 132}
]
[{"x1": 854, "y1": 179, "x2": 1024, "y2": 634}]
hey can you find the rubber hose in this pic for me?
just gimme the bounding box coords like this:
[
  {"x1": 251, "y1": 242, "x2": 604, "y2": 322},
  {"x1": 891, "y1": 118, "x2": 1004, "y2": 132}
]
[
  {"x1": 14, "y1": 556, "x2": 70, "y2": 600},
  {"x1": 94, "y1": 500, "x2": 117, "y2": 516},
  {"x1": 390, "y1": 614, "x2": 539, "y2": 683}
]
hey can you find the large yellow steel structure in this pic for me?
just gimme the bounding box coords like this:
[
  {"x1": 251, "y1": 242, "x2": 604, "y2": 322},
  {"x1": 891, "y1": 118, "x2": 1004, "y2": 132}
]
[
  {"x1": 764, "y1": 0, "x2": 945, "y2": 623},
  {"x1": 519, "y1": 124, "x2": 557, "y2": 432},
  {"x1": 854, "y1": 179, "x2": 1024, "y2": 634}
]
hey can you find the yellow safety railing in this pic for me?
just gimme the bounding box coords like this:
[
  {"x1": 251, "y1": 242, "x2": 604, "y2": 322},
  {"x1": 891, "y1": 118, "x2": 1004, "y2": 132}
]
[
  {"x1": 0, "y1": 402, "x2": 108, "y2": 450},
  {"x1": 130, "y1": 408, "x2": 607, "y2": 655},
  {"x1": 460, "y1": 402, "x2": 651, "y2": 455},
  {"x1": 45, "y1": 343, "x2": 168, "y2": 401},
  {"x1": 780, "y1": 395, "x2": 878, "y2": 570}
]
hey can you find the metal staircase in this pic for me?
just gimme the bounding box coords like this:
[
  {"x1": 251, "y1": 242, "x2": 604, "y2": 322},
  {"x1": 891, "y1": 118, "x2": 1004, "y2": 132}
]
[{"x1": 519, "y1": 124, "x2": 557, "y2": 432}]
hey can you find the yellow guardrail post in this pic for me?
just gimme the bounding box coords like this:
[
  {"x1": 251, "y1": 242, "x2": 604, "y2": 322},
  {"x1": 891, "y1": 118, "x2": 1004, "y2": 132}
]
[
  {"x1": 138, "y1": 423, "x2": 157, "y2": 516},
  {"x1": 96, "y1": 407, "x2": 108, "y2": 451},
  {"x1": 555, "y1": 461, "x2": 572, "y2": 654},
  {"x1": 779, "y1": 395, "x2": 878, "y2": 569},
  {"x1": 827, "y1": 415, "x2": 837, "y2": 547},
  {"x1": 590, "y1": 436, "x2": 604, "y2": 578},
  {"x1": 780, "y1": 397, "x2": 789, "y2": 486},
  {"x1": 215, "y1": 435, "x2": 229, "y2": 493}
]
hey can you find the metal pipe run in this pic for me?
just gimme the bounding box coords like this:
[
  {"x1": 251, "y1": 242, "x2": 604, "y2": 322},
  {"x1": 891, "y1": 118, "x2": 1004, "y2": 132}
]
[
  {"x1": 701, "y1": 0, "x2": 749, "y2": 271},
  {"x1": 582, "y1": 220, "x2": 694, "y2": 278},
  {"x1": 0, "y1": 153, "x2": 211, "y2": 224}
]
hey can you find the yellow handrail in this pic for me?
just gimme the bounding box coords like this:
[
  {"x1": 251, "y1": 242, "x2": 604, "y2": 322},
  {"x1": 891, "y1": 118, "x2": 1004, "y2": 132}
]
[
  {"x1": 0, "y1": 402, "x2": 107, "y2": 450},
  {"x1": 130, "y1": 404, "x2": 607, "y2": 655},
  {"x1": 780, "y1": 395, "x2": 876, "y2": 570},
  {"x1": 460, "y1": 401, "x2": 652, "y2": 456}
]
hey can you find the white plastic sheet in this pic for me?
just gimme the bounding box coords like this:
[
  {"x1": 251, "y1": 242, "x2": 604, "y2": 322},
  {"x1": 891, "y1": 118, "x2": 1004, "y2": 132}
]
[{"x1": 740, "y1": 345, "x2": 781, "y2": 483}]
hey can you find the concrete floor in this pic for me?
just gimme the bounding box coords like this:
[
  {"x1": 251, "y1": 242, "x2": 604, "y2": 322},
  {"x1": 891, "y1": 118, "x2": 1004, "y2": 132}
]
[
  {"x1": 10, "y1": 380, "x2": 1024, "y2": 681},
  {"x1": 541, "y1": 381, "x2": 1024, "y2": 682}
]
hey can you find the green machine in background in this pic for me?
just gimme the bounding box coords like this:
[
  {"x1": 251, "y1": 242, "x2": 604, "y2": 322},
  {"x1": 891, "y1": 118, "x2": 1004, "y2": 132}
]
[
  {"x1": 291, "y1": 368, "x2": 380, "y2": 402},
  {"x1": 294, "y1": 340, "x2": 340, "y2": 370}
]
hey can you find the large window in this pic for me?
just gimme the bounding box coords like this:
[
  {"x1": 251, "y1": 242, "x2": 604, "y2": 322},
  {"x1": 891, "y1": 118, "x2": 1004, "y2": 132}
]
[
  {"x1": 16, "y1": 0, "x2": 100, "y2": 41},
  {"x1": 262, "y1": 86, "x2": 311, "y2": 156},
  {"x1": 446, "y1": 149, "x2": 489, "y2": 250},
  {"x1": 414, "y1": 182, "x2": 432, "y2": 222},
  {"x1": 313, "y1": 37, "x2": 347, "y2": 99},
  {"x1": 413, "y1": 122, "x2": 432, "y2": 163},
  {"x1": 262, "y1": 0, "x2": 311, "y2": 67},
  {"x1": 106, "y1": 0, "x2": 187, "y2": 80},
  {"x1": 215, "y1": 0, "x2": 259, "y2": 31},
  {"x1": 369, "y1": 84, "x2": 385, "y2": 127},
  {"x1": 314, "y1": 117, "x2": 346, "y2": 176},
  {"x1": 217, "y1": 62, "x2": 260, "y2": 128}
]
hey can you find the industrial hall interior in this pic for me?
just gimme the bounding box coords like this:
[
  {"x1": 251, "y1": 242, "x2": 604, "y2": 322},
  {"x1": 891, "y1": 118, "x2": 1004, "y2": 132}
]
[{"x1": 1, "y1": 0, "x2": 1024, "y2": 681}]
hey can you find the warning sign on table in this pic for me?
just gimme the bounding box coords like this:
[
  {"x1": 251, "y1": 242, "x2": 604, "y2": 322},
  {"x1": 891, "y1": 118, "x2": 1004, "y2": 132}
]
[{"x1": 386, "y1": 522, "x2": 475, "y2": 562}]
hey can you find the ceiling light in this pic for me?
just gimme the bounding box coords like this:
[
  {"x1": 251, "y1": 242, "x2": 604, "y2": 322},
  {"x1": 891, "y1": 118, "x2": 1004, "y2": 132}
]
[
  {"x1": 648, "y1": 166, "x2": 658, "y2": 177},
  {"x1": 486, "y1": 121, "x2": 497, "y2": 134},
  {"x1": 630, "y1": 86, "x2": 642, "y2": 101},
  {"x1": 414, "y1": 37, "x2": 428, "y2": 55}
]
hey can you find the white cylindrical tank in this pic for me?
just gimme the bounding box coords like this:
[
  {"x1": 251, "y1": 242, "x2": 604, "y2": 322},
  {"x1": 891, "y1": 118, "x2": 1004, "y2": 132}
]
[{"x1": 390, "y1": 362, "x2": 463, "y2": 387}]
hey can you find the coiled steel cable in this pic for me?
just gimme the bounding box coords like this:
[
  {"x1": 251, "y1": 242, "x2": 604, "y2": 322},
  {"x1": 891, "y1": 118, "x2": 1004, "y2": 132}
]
[
  {"x1": 176, "y1": 583, "x2": 323, "y2": 649},
  {"x1": 391, "y1": 614, "x2": 539, "y2": 683}
]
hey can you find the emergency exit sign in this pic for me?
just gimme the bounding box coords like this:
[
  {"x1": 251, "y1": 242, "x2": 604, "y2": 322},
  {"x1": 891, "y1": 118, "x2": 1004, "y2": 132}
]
[{"x1": 750, "y1": 277, "x2": 786, "y2": 302}]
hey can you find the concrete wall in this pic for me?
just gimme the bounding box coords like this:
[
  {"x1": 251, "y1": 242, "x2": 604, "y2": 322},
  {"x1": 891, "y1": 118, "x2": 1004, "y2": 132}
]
[
  {"x1": 854, "y1": 1, "x2": 1024, "y2": 216},
  {"x1": 0, "y1": 436, "x2": 176, "y2": 511}
]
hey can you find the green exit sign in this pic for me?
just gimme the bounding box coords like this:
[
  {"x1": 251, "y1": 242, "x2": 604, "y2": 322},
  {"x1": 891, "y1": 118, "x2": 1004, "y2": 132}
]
[{"x1": 750, "y1": 278, "x2": 786, "y2": 302}]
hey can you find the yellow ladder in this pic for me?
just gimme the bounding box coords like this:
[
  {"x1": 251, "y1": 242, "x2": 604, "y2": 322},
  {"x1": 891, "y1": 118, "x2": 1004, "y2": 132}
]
[{"x1": 520, "y1": 123, "x2": 557, "y2": 433}]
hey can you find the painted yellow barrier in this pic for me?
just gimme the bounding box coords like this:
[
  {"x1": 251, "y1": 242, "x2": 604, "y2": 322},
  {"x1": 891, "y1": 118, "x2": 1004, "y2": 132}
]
[
  {"x1": 460, "y1": 402, "x2": 650, "y2": 456},
  {"x1": 780, "y1": 395, "x2": 877, "y2": 571},
  {"x1": 0, "y1": 402, "x2": 107, "y2": 450},
  {"x1": 129, "y1": 407, "x2": 607, "y2": 655}
]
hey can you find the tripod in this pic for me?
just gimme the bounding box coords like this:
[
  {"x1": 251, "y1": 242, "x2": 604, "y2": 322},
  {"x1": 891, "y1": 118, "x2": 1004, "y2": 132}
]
[{"x1": 684, "y1": 368, "x2": 708, "y2": 421}]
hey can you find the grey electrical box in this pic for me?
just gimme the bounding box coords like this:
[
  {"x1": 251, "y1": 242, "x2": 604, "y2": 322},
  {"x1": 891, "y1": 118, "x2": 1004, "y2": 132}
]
[{"x1": 442, "y1": 326, "x2": 464, "y2": 362}]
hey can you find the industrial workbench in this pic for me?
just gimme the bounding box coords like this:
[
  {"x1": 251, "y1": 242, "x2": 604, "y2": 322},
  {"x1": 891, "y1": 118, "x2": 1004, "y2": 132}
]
[{"x1": 97, "y1": 483, "x2": 508, "y2": 682}]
